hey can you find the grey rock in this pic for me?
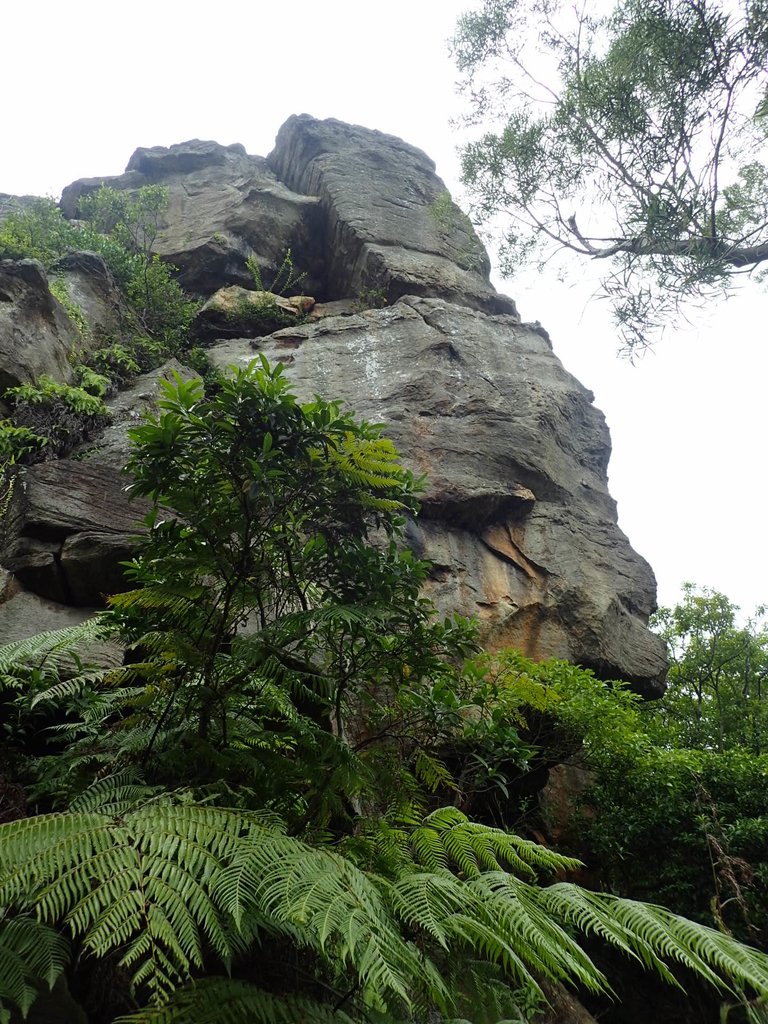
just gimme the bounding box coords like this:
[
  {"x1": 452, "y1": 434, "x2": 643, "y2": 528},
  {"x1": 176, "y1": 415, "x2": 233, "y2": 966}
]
[
  {"x1": 0, "y1": 259, "x2": 79, "y2": 390},
  {"x1": 267, "y1": 115, "x2": 518, "y2": 315},
  {"x1": 1, "y1": 361, "x2": 195, "y2": 606},
  {"x1": 52, "y1": 250, "x2": 123, "y2": 339},
  {"x1": 2, "y1": 459, "x2": 149, "y2": 606},
  {"x1": 60, "y1": 140, "x2": 325, "y2": 298},
  {"x1": 0, "y1": 585, "x2": 123, "y2": 669},
  {"x1": 194, "y1": 286, "x2": 315, "y2": 341},
  {"x1": 208, "y1": 295, "x2": 666, "y2": 691},
  {"x1": 6, "y1": 118, "x2": 665, "y2": 690}
]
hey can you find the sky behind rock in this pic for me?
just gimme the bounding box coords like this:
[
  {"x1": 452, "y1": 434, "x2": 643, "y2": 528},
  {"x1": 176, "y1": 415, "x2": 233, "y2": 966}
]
[{"x1": 5, "y1": 0, "x2": 766, "y2": 615}]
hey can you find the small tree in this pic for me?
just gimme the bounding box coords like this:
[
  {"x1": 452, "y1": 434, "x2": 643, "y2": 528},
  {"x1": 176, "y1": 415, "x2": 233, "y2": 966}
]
[{"x1": 453, "y1": 0, "x2": 768, "y2": 353}]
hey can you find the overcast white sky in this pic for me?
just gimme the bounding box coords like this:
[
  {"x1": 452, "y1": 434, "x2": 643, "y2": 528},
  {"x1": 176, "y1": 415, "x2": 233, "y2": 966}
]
[{"x1": 4, "y1": 0, "x2": 766, "y2": 615}]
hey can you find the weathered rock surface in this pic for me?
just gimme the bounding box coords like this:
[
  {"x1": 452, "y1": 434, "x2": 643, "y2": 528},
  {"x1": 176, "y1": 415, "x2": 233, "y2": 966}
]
[
  {"x1": 79, "y1": 358, "x2": 196, "y2": 469},
  {"x1": 2, "y1": 460, "x2": 149, "y2": 606},
  {"x1": 0, "y1": 259, "x2": 79, "y2": 390},
  {"x1": 195, "y1": 286, "x2": 315, "y2": 340},
  {"x1": 268, "y1": 115, "x2": 518, "y2": 315},
  {"x1": 209, "y1": 295, "x2": 667, "y2": 692},
  {"x1": 2, "y1": 116, "x2": 666, "y2": 691},
  {"x1": 60, "y1": 119, "x2": 517, "y2": 318},
  {"x1": 60, "y1": 139, "x2": 326, "y2": 297},
  {"x1": 53, "y1": 250, "x2": 123, "y2": 339},
  {"x1": 0, "y1": 361, "x2": 195, "y2": 611}
]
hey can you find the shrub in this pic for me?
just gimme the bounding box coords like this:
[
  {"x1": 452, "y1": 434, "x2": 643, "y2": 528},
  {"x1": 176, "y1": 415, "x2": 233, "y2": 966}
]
[{"x1": 5, "y1": 376, "x2": 110, "y2": 459}]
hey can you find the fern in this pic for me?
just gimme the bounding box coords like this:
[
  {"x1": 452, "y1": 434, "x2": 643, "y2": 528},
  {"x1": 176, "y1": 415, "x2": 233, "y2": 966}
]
[
  {"x1": 408, "y1": 807, "x2": 581, "y2": 880},
  {"x1": 3, "y1": 798, "x2": 768, "y2": 1021},
  {"x1": 115, "y1": 978, "x2": 355, "y2": 1024},
  {"x1": 0, "y1": 617, "x2": 111, "y2": 688},
  {"x1": 0, "y1": 914, "x2": 69, "y2": 1022}
]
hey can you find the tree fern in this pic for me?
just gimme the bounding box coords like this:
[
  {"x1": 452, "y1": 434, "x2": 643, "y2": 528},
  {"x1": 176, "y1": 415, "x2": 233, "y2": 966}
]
[
  {"x1": 0, "y1": 617, "x2": 111, "y2": 690},
  {"x1": 0, "y1": 914, "x2": 69, "y2": 1022},
  {"x1": 3, "y1": 797, "x2": 768, "y2": 1021}
]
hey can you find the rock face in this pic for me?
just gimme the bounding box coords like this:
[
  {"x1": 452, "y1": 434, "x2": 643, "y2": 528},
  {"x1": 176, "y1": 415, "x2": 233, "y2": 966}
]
[
  {"x1": 60, "y1": 140, "x2": 326, "y2": 298},
  {"x1": 267, "y1": 115, "x2": 518, "y2": 316},
  {"x1": 0, "y1": 115, "x2": 667, "y2": 692},
  {"x1": 0, "y1": 260, "x2": 79, "y2": 390},
  {"x1": 209, "y1": 296, "x2": 666, "y2": 691}
]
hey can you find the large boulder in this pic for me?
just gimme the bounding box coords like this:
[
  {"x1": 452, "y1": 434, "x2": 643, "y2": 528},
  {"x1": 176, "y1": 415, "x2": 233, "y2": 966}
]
[
  {"x1": 208, "y1": 296, "x2": 667, "y2": 693},
  {"x1": 268, "y1": 115, "x2": 518, "y2": 315},
  {"x1": 1, "y1": 459, "x2": 149, "y2": 606},
  {"x1": 52, "y1": 250, "x2": 124, "y2": 339},
  {"x1": 60, "y1": 140, "x2": 325, "y2": 298},
  {"x1": 0, "y1": 260, "x2": 79, "y2": 390},
  {"x1": 0, "y1": 360, "x2": 195, "y2": 620}
]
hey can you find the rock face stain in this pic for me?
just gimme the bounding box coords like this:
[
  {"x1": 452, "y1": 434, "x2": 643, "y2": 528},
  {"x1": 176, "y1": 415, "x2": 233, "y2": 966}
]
[{"x1": 0, "y1": 115, "x2": 667, "y2": 692}]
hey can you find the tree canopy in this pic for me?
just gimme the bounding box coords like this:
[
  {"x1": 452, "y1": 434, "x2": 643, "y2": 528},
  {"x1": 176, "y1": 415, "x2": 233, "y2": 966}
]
[
  {"x1": 453, "y1": 0, "x2": 768, "y2": 352},
  {"x1": 650, "y1": 584, "x2": 768, "y2": 753}
]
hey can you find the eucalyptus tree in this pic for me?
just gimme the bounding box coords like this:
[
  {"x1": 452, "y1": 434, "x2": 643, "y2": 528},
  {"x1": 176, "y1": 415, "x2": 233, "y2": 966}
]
[{"x1": 453, "y1": 0, "x2": 768, "y2": 353}]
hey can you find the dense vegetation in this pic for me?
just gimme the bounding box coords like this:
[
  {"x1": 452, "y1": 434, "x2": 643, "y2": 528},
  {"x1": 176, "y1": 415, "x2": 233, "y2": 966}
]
[{"x1": 1, "y1": 361, "x2": 768, "y2": 1022}]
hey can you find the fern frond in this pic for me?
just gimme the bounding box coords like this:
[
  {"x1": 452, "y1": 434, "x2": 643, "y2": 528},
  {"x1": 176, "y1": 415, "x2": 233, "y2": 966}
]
[
  {"x1": 411, "y1": 808, "x2": 581, "y2": 879},
  {"x1": 69, "y1": 771, "x2": 156, "y2": 815},
  {"x1": 0, "y1": 803, "x2": 254, "y2": 1002},
  {"x1": 110, "y1": 585, "x2": 208, "y2": 626},
  {"x1": 115, "y1": 978, "x2": 355, "y2": 1024},
  {"x1": 0, "y1": 914, "x2": 69, "y2": 1019},
  {"x1": 538, "y1": 884, "x2": 768, "y2": 996},
  {"x1": 414, "y1": 750, "x2": 458, "y2": 793},
  {"x1": 218, "y1": 838, "x2": 447, "y2": 1010},
  {"x1": 0, "y1": 617, "x2": 112, "y2": 686}
]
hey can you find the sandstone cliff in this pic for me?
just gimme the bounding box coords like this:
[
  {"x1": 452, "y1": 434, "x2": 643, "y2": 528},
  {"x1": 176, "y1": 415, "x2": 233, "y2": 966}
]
[{"x1": 0, "y1": 115, "x2": 667, "y2": 692}]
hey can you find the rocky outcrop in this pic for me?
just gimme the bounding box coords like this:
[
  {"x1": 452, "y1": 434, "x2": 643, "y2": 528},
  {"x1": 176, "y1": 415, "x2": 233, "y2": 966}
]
[
  {"x1": 2, "y1": 459, "x2": 148, "y2": 606},
  {"x1": 0, "y1": 260, "x2": 79, "y2": 390},
  {"x1": 195, "y1": 286, "x2": 315, "y2": 340},
  {"x1": 59, "y1": 118, "x2": 517, "y2": 318},
  {"x1": 1, "y1": 116, "x2": 667, "y2": 692},
  {"x1": 60, "y1": 140, "x2": 326, "y2": 298},
  {"x1": 53, "y1": 250, "x2": 123, "y2": 338},
  {"x1": 267, "y1": 115, "x2": 519, "y2": 315},
  {"x1": 209, "y1": 295, "x2": 666, "y2": 692}
]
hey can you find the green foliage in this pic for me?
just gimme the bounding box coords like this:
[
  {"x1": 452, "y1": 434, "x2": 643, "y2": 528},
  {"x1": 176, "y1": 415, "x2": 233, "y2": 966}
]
[
  {"x1": 0, "y1": 419, "x2": 46, "y2": 467},
  {"x1": 87, "y1": 342, "x2": 142, "y2": 389},
  {"x1": 649, "y1": 584, "x2": 768, "y2": 754},
  {"x1": 0, "y1": 419, "x2": 46, "y2": 523},
  {"x1": 245, "y1": 248, "x2": 306, "y2": 297},
  {"x1": 78, "y1": 183, "x2": 168, "y2": 255},
  {"x1": 0, "y1": 915, "x2": 69, "y2": 1022},
  {"x1": 453, "y1": 0, "x2": 768, "y2": 352},
  {"x1": 49, "y1": 276, "x2": 90, "y2": 341},
  {"x1": 474, "y1": 640, "x2": 768, "y2": 954},
  {"x1": 102, "y1": 358, "x2": 474, "y2": 814},
  {"x1": 222, "y1": 292, "x2": 303, "y2": 336},
  {"x1": 75, "y1": 186, "x2": 198, "y2": 350},
  {"x1": 4, "y1": 371, "x2": 768, "y2": 1021},
  {"x1": 2, "y1": 783, "x2": 768, "y2": 1022},
  {"x1": 352, "y1": 286, "x2": 389, "y2": 311},
  {"x1": 0, "y1": 199, "x2": 81, "y2": 265},
  {"x1": 4, "y1": 374, "x2": 110, "y2": 458},
  {"x1": 0, "y1": 186, "x2": 198, "y2": 353}
]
